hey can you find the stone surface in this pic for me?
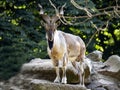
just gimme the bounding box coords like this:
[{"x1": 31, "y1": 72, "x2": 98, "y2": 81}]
[
  {"x1": 31, "y1": 79, "x2": 87, "y2": 90},
  {"x1": 21, "y1": 58, "x2": 91, "y2": 84},
  {"x1": 87, "y1": 50, "x2": 103, "y2": 62},
  {"x1": 0, "y1": 51, "x2": 120, "y2": 90},
  {"x1": 86, "y1": 53, "x2": 120, "y2": 90},
  {"x1": 98, "y1": 55, "x2": 120, "y2": 80},
  {"x1": 104, "y1": 55, "x2": 120, "y2": 72}
]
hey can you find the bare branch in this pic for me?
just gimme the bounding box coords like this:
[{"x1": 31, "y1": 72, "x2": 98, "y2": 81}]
[
  {"x1": 64, "y1": 5, "x2": 120, "y2": 19},
  {"x1": 61, "y1": 15, "x2": 73, "y2": 25},
  {"x1": 114, "y1": 6, "x2": 120, "y2": 17},
  {"x1": 49, "y1": 0, "x2": 58, "y2": 15},
  {"x1": 90, "y1": 21, "x2": 99, "y2": 31},
  {"x1": 48, "y1": 0, "x2": 120, "y2": 26},
  {"x1": 47, "y1": 0, "x2": 119, "y2": 47},
  {"x1": 70, "y1": 0, "x2": 92, "y2": 18},
  {"x1": 86, "y1": 30, "x2": 98, "y2": 48},
  {"x1": 86, "y1": 19, "x2": 111, "y2": 47}
]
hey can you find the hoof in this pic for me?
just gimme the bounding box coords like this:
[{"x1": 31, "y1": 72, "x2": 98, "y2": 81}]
[
  {"x1": 54, "y1": 77, "x2": 60, "y2": 83},
  {"x1": 61, "y1": 77, "x2": 67, "y2": 84},
  {"x1": 80, "y1": 83, "x2": 85, "y2": 88}
]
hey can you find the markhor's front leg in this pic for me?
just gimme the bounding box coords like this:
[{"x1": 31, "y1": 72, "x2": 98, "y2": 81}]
[
  {"x1": 61, "y1": 66, "x2": 67, "y2": 84},
  {"x1": 53, "y1": 60, "x2": 60, "y2": 83},
  {"x1": 54, "y1": 67, "x2": 60, "y2": 83},
  {"x1": 61, "y1": 54, "x2": 67, "y2": 84}
]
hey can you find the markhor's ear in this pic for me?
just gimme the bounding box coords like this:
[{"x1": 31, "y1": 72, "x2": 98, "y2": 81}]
[
  {"x1": 56, "y1": 21, "x2": 61, "y2": 27},
  {"x1": 40, "y1": 20, "x2": 45, "y2": 26}
]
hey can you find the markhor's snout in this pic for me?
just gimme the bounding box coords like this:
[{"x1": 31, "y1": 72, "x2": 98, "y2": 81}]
[{"x1": 48, "y1": 30, "x2": 54, "y2": 41}]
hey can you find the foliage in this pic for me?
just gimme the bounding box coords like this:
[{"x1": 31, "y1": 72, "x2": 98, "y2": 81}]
[
  {"x1": 98, "y1": 19, "x2": 120, "y2": 59},
  {"x1": 0, "y1": 0, "x2": 120, "y2": 80},
  {"x1": 0, "y1": 0, "x2": 47, "y2": 80}
]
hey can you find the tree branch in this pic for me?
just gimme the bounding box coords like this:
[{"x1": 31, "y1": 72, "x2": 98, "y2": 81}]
[
  {"x1": 70, "y1": 0, "x2": 92, "y2": 18},
  {"x1": 65, "y1": 8, "x2": 120, "y2": 19}
]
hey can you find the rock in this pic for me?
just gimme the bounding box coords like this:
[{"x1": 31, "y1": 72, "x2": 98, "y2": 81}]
[
  {"x1": 87, "y1": 81, "x2": 102, "y2": 89},
  {"x1": 104, "y1": 84, "x2": 120, "y2": 90},
  {"x1": 0, "y1": 51, "x2": 120, "y2": 90},
  {"x1": 89, "y1": 57, "x2": 120, "y2": 90},
  {"x1": 31, "y1": 79, "x2": 87, "y2": 90},
  {"x1": 87, "y1": 71, "x2": 120, "y2": 90},
  {"x1": 87, "y1": 50, "x2": 103, "y2": 62},
  {"x1": 21, "y1": 58, "x2": 91, "y2": 84},
  {"x1": 21, "y1": 58, "x2": 54, "y2": 73},
  {"x1": 88, "y1": 54, "x2": 120, "y2": 90},
  {"x1": 10, "y1": 86, "x2": 21, "y2": 90},
  {"x1": 98, "y1": 55, "x2": 120, "y2": 80},
  {"x1": 104, "y1": 55, "x2": 120, "y2": 72}
]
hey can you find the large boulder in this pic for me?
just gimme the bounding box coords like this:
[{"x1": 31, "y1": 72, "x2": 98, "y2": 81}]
[
  {"x1": 98, "y1": 55, "x2": 120, "y2": 80},
  {"x1": 88, "y1": 65, "x2": 120, "y2": 90},
  {"x1": 21, "y1": 58, "x2": 91, "y2": 84},
  {"x1": 87, "y1": 55, "x2": 120, "y2": 90}
]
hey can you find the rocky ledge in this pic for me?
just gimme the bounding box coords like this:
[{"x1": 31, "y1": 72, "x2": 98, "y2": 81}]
[{"x1": 0, "y1": 51, "x2": 120, "y2": 90}]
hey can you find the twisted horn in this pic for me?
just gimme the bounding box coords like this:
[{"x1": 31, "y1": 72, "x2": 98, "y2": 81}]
[
  {"x1": 51, "y1": 3, "x2": 66, "y2": 23},
  {"x1": 60, "y1": 3, "x2": 66, "y2": 15},
  {"x1": 38, "y1": 4, "x2": 50, "y2": 24}
]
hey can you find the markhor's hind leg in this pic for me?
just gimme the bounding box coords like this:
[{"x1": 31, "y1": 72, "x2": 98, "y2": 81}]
[
  {"x1": 71, "y1": 61, "x2": 79, "y2": 74},
  {"x1": 78, "y1": 47, "x2": 86, "y2": 87},
  {"x1": 76, "y1": 47, "x2": 85, "y2": 62},
  {"x1": 72, "y1": 60, "x2": 85, "y2": 87},
  {"x1": 79, "y1": 61, "x2": 85, "y2": 87}
]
